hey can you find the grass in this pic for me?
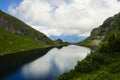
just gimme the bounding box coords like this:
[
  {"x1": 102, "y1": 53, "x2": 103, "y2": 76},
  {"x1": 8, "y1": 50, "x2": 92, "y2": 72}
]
[
  {"x1": 0, "y1": 10, "x2": 53, "y2": 44},
  {"x1": 57, "y1": 51, "x2": 120, "y2": 80},
  {"x1": 0, "y1": 10, "x2": 69, "y2": 55},
  {"x1": 0, "y1": 27, "x2": 51, "y2": 55}
]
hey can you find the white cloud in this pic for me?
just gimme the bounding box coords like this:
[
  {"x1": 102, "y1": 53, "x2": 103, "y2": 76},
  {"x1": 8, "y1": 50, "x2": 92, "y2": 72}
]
[
  {"x1": 32, "y1": 25, "x2": 62, "y2": 36},
  {"x1": 8, "y1": 2, "x2": 17, "y2": 14},
  {"x1": 8, "y1": 0, "x2": 120, "y2": 36}
]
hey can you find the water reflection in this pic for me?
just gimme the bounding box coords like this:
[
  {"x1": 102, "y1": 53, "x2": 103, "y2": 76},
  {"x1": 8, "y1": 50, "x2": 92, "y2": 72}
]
[{"x1": 5, "y1": 45, "x2": 90, "y2": 80}]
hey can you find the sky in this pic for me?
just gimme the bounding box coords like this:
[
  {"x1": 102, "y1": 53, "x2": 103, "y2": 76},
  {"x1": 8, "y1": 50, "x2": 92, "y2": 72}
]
[{"x1": 0, "y1": 0, "x2": 120, "y2": 37}]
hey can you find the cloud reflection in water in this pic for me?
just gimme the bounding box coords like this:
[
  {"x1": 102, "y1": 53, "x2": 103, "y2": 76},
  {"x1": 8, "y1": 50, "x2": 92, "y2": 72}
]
[{"x1": 21, "y1": 45, "x2": 90, "y2": 80}]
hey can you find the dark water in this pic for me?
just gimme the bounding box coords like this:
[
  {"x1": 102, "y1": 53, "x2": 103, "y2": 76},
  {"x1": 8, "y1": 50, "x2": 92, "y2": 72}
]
[{"x1": 3, "y1": 45, "x2": 90, "y2": 80}]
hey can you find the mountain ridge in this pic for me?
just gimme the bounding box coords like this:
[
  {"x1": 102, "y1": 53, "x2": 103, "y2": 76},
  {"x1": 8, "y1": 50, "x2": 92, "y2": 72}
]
[
  {"x1": 77, "y1": 12, "x2": 120, "y2": 48},
  {"x1": 0, "y1": 10, "x2": 53, "y2": 44},
  {"x1": 0, "y1": 10, "x2": 54, "y2": 55}
]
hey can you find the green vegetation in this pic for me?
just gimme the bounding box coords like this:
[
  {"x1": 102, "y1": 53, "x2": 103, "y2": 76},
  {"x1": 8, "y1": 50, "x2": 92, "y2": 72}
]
[
  {"x1": 0, "y1": 27, "x2": 67, "y2": 55},
  {"x1": 77, "y1": 12, "x2": 120, "y2": 48},
  {"x1": 57, "y1": 32, "x2": 120, "y2": 80},
  {"x1": 0, "y1": 10, "x2": 60, "y2": 55},
  {"x1": 0, "y1": 27, "x2": 51, "y2": 55},
  {"x1": 0, "y1": 10, "x2": 69, "y2": 79},
  {"x1": 77, "y1": 27, "x2": 102, "y2": 48},
  {"x1": 57, "y1": 12, "x2": 120, "y2": 80},
  {"x1": 0, "y1": 10, "x2": 53, "y2": 44}
]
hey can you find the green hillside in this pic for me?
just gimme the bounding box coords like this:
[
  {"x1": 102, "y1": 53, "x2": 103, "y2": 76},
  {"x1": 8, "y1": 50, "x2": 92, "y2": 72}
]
[
  {"x1": 57, "y1": 13, "x2": 120, "y2": 80},
  {"x1": 0, "y1": 10, "x2": 53, "y2": 44},
  {"x1": 0, "y1": 27, "x2": 50, "y2": 55},
  {"x1": 0, "y1": 10, "x2": 55, "y2": 55},
  {"x1": 77, "y1": 12, "x2": 120, "y2": 48}
]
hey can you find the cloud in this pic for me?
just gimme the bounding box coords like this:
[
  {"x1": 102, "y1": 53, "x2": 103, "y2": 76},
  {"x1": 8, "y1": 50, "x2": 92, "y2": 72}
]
[
  {"x1": 8, "y1": 2, "x2": 17, "y2": 14},
  {"x1": 8, "y1": 0, "x2": 120, "y2": 36}
]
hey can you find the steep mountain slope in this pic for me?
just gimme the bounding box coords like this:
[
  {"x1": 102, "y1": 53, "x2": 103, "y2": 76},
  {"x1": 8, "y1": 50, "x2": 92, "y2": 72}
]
[
  {"x1": 57, "y1": 13, "x2": 120, "y2": 80},
  {"x1": 0, "y1": 10, "x2": 54, "y2": 55},
  {"x1": 77, "y1": 12, "x2": 120, "y2": 48},
  {"x1": 0, "y1": 10, "x2": 53, "y2": 44},
  {"x1": 0, "y1": 27, "x2": 44, "y2": 55}
]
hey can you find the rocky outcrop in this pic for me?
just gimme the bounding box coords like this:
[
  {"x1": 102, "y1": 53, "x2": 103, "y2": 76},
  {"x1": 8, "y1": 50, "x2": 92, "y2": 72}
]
[
  {"x1": 0, "y1": 10, "x2": 53, "y2": 44},
  {"x1": 77, "y1": 12, "x2": 120, "y2": 47}
]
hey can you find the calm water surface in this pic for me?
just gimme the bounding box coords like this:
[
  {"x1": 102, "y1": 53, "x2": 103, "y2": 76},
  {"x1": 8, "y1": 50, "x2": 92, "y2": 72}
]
[{"x1": 5, "y1": 45, "x2": 90, "y2": 80}]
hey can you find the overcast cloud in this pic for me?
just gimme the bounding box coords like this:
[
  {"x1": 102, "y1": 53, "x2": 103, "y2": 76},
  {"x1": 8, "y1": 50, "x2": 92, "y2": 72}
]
[{"x1": 8, "y1": 0, "x2": 120, "y2": 36}]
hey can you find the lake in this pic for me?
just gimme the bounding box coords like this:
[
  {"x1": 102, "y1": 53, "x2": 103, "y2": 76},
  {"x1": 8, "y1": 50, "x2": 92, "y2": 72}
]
[{"x1": 3, "y1": 45, "x2": 90, "y2": 80}]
